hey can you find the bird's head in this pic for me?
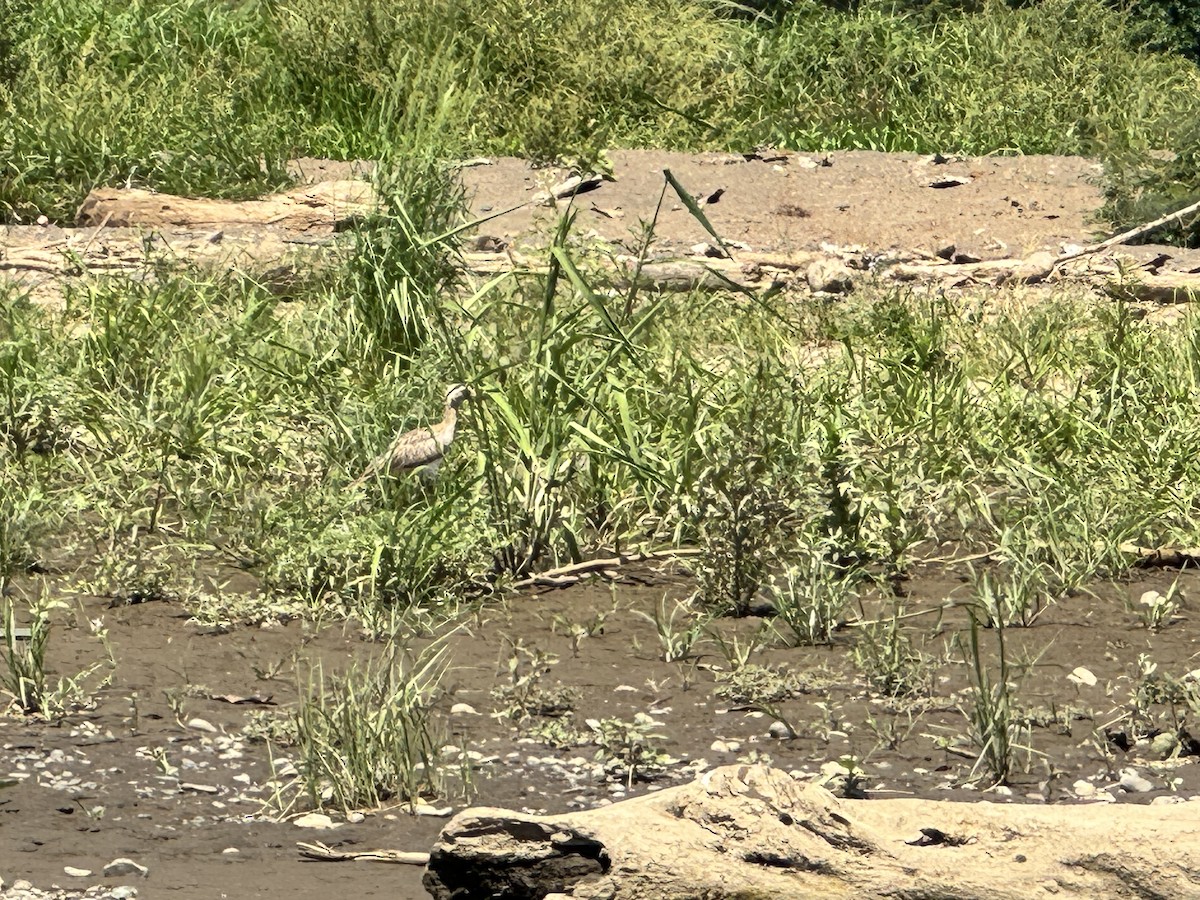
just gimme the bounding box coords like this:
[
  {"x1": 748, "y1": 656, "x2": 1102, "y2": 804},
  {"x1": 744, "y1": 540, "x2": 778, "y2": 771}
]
[{"x1": 445, "y1": 383, "x2": 472, "y2": 410}]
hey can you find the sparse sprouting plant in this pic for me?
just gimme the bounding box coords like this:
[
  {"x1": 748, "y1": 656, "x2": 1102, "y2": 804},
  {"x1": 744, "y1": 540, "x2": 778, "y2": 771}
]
[
  {"x1": 851, "y1": 612, "x2": 931, "y2": 699},
  {"x1": 586, "y1": 713, "x2": 672, "y2": 788},
  {"x1": 1, "y1": 594, "x2": 108, "y2": 718},
  {"x1": 766, "y1": 552, "x2": 857, "y2": 646},
  {"x1": 707, "y1": 621, "x2": 773, "y2": 670},
  {"x1": 954, "y1": 609, "x2": 1037, "y2": 786},
  {"x1": 1133, "y1": 581, "x2": 1185, "y2": 631},
  {"x1": 491, "y1": 641, "x2": 577, "y2": 725},
  {"x1": 713, "y1": 663, "x2": 808, "y2": 705},
  {"x1": 637, "y1": 597, "x2": 710, "y2": 662}
]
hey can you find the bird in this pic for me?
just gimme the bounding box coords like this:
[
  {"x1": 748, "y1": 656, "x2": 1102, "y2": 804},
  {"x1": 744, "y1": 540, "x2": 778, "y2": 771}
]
[{"x1": 349, "y1": 384, "x2": 472, "y2": 488}]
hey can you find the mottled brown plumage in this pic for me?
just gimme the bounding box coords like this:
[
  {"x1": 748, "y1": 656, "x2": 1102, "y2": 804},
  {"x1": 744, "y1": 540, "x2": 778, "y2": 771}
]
[{"x1": 350, "y1": 384, "x2": 471, "y2": 487}]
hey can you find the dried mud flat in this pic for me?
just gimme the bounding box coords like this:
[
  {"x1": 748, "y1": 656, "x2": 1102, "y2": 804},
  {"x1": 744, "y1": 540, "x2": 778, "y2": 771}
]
[{"x1": 4, "y1": 151, "x2": 1200, "y2": 900}]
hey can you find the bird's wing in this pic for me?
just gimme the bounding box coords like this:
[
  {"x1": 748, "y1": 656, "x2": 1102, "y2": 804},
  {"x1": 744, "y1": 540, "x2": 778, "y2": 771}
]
[
  {"x1": 349, "y1": 424, "x2": 445, "y2": 488},
  {"x1": 382, "y1": 425, "x2": 445, "y2": 472}
]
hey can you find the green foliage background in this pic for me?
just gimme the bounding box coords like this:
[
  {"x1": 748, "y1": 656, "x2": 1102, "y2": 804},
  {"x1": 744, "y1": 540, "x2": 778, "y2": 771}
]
[{"x1": 2, "y1": 0, "x2": 1199, "y2": 225}]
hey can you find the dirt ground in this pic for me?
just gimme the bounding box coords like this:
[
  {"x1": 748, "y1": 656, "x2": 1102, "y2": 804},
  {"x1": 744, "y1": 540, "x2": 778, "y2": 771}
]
[{"x1": 4, "y1": 151, "x2": 1200, "y2": 900}]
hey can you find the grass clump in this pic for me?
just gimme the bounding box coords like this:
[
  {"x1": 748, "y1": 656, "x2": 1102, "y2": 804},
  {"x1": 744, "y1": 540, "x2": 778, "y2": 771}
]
[
  {"x1": 5, "y1": 0, "x2": 1200, "y2": 220},
  {"x1": 285, "y1": 644, "x2": 448, "y2": 813}
]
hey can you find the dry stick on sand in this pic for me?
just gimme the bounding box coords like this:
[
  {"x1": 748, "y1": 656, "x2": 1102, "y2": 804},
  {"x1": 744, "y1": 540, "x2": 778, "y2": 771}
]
[
  {"x1": 1055, "y1": 195, "x2": 1200, "y2": 266},
  {"x1": 510, "y1": 548, "x2": 703, "y2": 590},
  {"x1": 296, "y1": 841, "x2": 430, "y2": 865}
]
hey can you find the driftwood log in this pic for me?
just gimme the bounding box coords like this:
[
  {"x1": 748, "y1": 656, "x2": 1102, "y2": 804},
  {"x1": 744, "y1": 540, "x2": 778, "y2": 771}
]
[
  {"x1": 423, "y1": 764, "x2": 1200, "y2": 900},
  {"x1": 74, "y1": 179, "x2": 376, "y2": 230},
  {"x1": 0, "y1": 181, "x2": 1192, "y2": 302}
]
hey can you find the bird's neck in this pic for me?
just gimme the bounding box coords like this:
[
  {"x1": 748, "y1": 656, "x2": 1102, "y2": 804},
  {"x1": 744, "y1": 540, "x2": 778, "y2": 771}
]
[{"x1": 439, "y1": 406, "x2": 458, "y2": 440}]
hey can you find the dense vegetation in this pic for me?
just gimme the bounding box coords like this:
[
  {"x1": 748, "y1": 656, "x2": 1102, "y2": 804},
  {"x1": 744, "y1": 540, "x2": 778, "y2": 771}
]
[
  {"x1": 2, "y1": 0, "x2": 1199, "y2": 226},
  {"x1": 5, "y1": 0, "x2": 1200, "y2": 804}
]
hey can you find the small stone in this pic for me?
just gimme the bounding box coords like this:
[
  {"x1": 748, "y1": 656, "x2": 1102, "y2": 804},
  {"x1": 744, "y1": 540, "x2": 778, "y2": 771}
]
[
  {"x1": 36, "y1": 215, "x2": 49, "y2": 226},
  {"x1": 222, "y1": 847, "x2": 240, "y2": 855},
  {"x1": 936, "y1": 243, "x2": 956, "y2": 260},
  {"x1": 1119, "y1": 768, "x2": 1154, "y2": 793},
  {"x1": 1150, "y1": 732, "x2": 1180, "y2": 760},
  {"x1": 186, "y1": 718, "x2": 218, "y2": 733},
  {"x1": 806, "y1": 260, "x2": 854, "y2": 295},
  {"x1": 414, "y1": 803, "x2": 452, "y2": 817},
  {"x1": 1009, "y1": 250, "x2": 1055, "y2": 285},
  {"x1": 64, "y1": 865, "x2": 92, "y2": 877},
  {"x1": 293, "y1": 812, "x2": 340, "y2": 830},
  {"x1": 1072, "y1": 780, "x2": 1095, "y2": 798},
  {"x1": 767, "y1": 721, "x2": 794, "y2": 739},
  {"x1": 710, "y1": 740, "x2": 730, "y2": 753},
  {"x1": 449, "y1": 703, "x2": 479, "y2": 716},
  {"x1": 689, "y1": 242, "x2": 727, "y2": 259},
  {"x1": 104, "y1": 858, "x2": 149, "y2": 878},
  {"x1": 111, "y1": 887, "x2": 138, "y2": 899},
  {"x1": 1151, "y1": 795, "x2": 1184, "y2": 806},
  {"x1": 1067, "y1": 667, "x2": 1097, "y2": 687},
  {"x1": 181, "y1": 782, "x2": 219, "y2": 794},
  {"x1": 346, "y1": 811, "x2": 365, "y2": 824}
]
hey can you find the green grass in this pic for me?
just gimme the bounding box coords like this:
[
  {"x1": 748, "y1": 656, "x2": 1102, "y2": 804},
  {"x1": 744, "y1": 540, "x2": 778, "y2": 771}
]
[
  {"x1": 8, "y1": 159, "x2": 1200, "y2": 794},
  {"x1": 9, "y1": 193, "x2": 1200, "y2": 625},
  {"x1": 3, "y1": 0, "x2": 1200, "y2": 220}
]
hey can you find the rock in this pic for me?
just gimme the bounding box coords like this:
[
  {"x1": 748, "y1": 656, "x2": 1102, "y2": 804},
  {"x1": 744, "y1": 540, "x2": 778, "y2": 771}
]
[
  {"x1": 346, "y1": 811, "x2": 366, "y2": 824},
  {"x1": 468, "y1": 235, "x2": 506, "y2": 252},
  {"x1": 1067, "y1": 667, "x2": 1097, "y2": 687},
  {"x1": 424, "y1": 764, "x2": 1200, "y2": 900},
  {"x1": 104, "y1": 858, "x2": 149, "y2": 878},
  {"x1": 450, "y1": 703, "x2": 479, "y2": 716},
  {"x1": 936, "y1": 243, "x2": 956, "y2": 260},
  {"x1": 953, "y1": 251, "x2": 983, "y2": 264},
  {"x1": 186, "y1": 717, "x2": 218, "y2": 733},
  {"x1": 293, "y1": 812, "x2": 340, "y2": 830},
  {"x1": 806, "y1": 259, "x2": 854, "y2": 294},
  {"x1": 1073, "y1": 780, "x2": 1096, "y2": 798},
  {"x1": 1008, "y1": 250, "x2": 1056, "y2": 284},
  {"x1": 1149, "y1": 732, "x2": 1179, "y2": 760},
  {"x1": 767, "y1": 721, "x2": 794, "y2": 739},
  {"x1": 415, "y1": 803, "x2": 453, "y2": 817},
  {"x1": 111, "y1": 887, "x2": 138, "y2": 899},
  {"x1": 64, "y1": 865, "x2": 92, "y2": 877},
  {"x1": 1119, "y1": 768, "x2": 1154, "y2": 793}
]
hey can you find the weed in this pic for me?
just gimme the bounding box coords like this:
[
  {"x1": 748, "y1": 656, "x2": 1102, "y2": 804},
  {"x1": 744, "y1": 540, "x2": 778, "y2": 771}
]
[
  {"x1": 1133, "y1": 582, "x2": 1185, "y2": 631},
  {"x1": 713, "y1": 663, "x2": 808, "y2": 705},
  {"x1": 638, "y1": 597, "x2": 710, "y2": 662},
  {"x1": 852, "y1": 613, "x2": 931, "y2": 699},
  {"x1": 491, "y1": 641, "x2": 577, "y2": 725},
  {"x1": 0, "y1": 595, "x2": 55, "y2": 714},
  {"x1": 766, "y1": 552, "x2": 856, "y2": 646},
  {"x1": 283, "y1": 642, "x2": 449, "y2": 813},
  {"x1": 955, "y1": 610, "x2": 1033, "y2": 785},
  {"x1": 586, "y1": 713, "x2": 672, "y2": 788}
]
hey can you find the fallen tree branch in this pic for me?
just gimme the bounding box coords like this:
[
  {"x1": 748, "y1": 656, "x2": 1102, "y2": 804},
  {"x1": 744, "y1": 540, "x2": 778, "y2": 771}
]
[
  {"x1": 511, "y1": 548, "x2": 702, "y2": 590},
  {"x1": 296, "y1": 840, "x2": 430, "y2": 865},
  {"x1": 1058, "y1": 196, "x2": 1200, "y2": 265},
  {"x1": 1119, "y1": 541, "x2": 1200, "y2": 567}
]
